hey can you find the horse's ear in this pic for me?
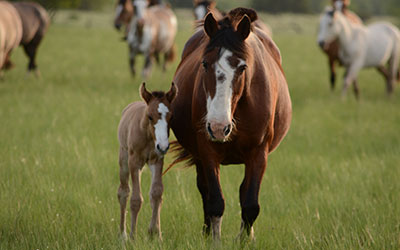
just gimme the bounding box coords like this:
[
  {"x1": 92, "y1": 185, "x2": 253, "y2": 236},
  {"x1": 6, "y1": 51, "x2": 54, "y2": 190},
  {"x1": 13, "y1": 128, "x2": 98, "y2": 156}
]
[
  {"x1": 140, "y1": 82, "x2": 152, "y2": 104},
  {"x1": 236, "y1": 14, "x2": 251, "y2": 40},
  {"x1": 166, "y1": 82, "x2": 178, "y2": 103},
  {"x1": 204, "y1": 13, "x2": 218, "y2": 38}
]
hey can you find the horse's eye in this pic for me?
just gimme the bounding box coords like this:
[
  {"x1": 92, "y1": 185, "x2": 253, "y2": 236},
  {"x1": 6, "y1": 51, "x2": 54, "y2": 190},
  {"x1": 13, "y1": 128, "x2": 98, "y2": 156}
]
[
  {"x1": 202, "y1": 61, "x2": 208, "y2": 71},
  {"x1": 148, "y1": 115, "x2": 153, "y2": 121}
]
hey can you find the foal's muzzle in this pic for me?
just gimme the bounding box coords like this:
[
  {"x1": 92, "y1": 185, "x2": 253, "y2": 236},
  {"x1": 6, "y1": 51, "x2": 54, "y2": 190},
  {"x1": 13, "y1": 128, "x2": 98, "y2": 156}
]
[
  {"x1": 156, "y1": 143, "x2": 170, "y2": 155},
  {"x1": 318, "y1": 41, "x2": 325, "y2": 49}
]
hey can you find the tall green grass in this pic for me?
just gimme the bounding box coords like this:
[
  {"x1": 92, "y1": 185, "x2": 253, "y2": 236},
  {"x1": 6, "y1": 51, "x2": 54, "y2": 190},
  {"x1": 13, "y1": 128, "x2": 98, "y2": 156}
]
[{"x1": 0, "y1": 9, "x2": 399, "y2": 249}]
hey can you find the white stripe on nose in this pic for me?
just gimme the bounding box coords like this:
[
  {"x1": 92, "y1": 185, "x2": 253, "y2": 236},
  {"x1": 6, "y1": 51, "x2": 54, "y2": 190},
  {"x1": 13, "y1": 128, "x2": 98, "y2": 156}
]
[{"x1": 154, "y1": 103, "x2": 169, "y2": 153}]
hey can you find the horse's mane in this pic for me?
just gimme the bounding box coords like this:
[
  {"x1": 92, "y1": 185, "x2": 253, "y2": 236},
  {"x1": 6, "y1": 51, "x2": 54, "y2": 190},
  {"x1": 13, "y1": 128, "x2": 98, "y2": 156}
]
[{"x1": 203, "y1": 8, "x2": 258, "y2": 59}]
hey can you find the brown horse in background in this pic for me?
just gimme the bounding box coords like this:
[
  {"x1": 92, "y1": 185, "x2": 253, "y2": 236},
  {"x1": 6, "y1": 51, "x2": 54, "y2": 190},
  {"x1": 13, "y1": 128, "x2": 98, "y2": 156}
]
[
  {"x1": 0, "y1": 2, "x2": 22, "y2": 74},
  {"x1": 11, "y1": 2, "x2": 50, "y2": 75},
  {"x1": 192, "y1": 0, "x2": 272, "y2": 37},
  {"x1": 320, "y1": 1, "x2": 362, "y2": 89},
  {"x1": 169, "y1": 8, "x2": 292, "y2": 240}
]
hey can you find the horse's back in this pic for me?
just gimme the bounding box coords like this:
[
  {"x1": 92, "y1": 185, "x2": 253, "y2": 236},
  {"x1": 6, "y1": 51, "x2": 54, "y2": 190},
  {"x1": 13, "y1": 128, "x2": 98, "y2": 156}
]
[
  {"x1": 118, "y1": 102, "x2": 146, "y2": 149},
  {"x1": 0, "y1": 2, "x2": 22, "y2": 68},
  {"x1": 149, "y1": 5, "x2": 177, "y2": 52},
  {"x1": 11, "y1": 2, "x2": 50, "y2": 45}
]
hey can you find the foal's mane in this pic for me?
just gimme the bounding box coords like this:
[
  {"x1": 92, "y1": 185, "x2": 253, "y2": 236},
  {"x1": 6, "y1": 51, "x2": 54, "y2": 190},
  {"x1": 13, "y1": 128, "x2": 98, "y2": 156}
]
[{"x1": 203, "y1": 8, "x2": 259, "y2": 59}]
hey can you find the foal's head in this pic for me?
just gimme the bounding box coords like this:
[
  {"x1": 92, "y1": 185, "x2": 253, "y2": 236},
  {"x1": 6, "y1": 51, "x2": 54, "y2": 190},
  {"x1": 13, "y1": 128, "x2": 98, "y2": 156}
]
[
  {"x1": 114, "y1": 0, "x2": 133, "y2": 30},
  {"x1": 317, "y1": 8, "x2": 342, "y2": 49},
  {"x1": 140, "y1": 82, "x2": 177, "y2": 155},
  {"x1": 193, "y1": 0, "x2": 216, "y2": 20},
  {"x1": 200, "y1": 9, "x2": 254, "y2": 142}
]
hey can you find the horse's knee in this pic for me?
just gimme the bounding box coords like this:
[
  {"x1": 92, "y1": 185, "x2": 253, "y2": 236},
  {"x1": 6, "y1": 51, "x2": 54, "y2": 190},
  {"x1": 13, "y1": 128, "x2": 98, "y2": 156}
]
[
  {"x1": 241, "y1": 202, "x2": 260, "y2": 227},
  {"x1": 207, "y1": 195, "x2": 225, "y2": 217},
  {"x1": 130, "y1": 196, "x2": 143, "y2": 212},
  {"x1": 150, "y1": 184, "x2": 163, "y2": 201},
  {"x1": 118, "y1": 185, "x2": 130, "y2": 202}
]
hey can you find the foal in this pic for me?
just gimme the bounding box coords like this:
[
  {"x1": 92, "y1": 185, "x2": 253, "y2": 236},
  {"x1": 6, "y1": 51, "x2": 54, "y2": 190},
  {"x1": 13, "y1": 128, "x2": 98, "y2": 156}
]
[{"x1": 117, "y1": 82, "x2": 177, "y2": 240}]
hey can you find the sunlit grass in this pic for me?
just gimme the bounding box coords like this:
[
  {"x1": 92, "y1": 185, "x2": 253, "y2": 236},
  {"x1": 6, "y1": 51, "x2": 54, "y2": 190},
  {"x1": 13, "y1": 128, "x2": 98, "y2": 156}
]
[{"x1": 0, "y1": 9, "x2": 399, "y2": 250}]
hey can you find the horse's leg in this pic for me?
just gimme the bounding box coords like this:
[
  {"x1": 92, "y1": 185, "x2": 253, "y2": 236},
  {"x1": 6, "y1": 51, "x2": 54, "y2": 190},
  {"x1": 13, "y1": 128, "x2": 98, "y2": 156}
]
[
  {"x1": 342, "y1": 63, "x2": 361, "y2": 99},
  {"x1": 129, "y1": 47, "x2": 136, "y2": 77},
  {"x1": 23, "y1": 33, "x2": 43, "y2": 77},
  {"x1": 329, "y1": 56, "x2": 336, "y2": 90},
  {"x1": 148, "y1": 160, "x2": 164, "y2": 240},
  {"x1": 376, "y1": 66, "x2": 389, "y2": 81},
  {"x1": 142, "y1": 53, "x2": 153, "y2": 79},
  {"x1": 117, "y1": 147, "x2": 130, "y2": 239},
  {"x1": 238, "y1": 147, "x2": 268, "y2": 242},
  {"x1": 352, "y1": 79, "x2": 360, "y2": 100},
  {"x1": 195, "y1": 163, "x2": 211, "y2": 236},
  {"x1": 196, "y1": 159, "x2": 224, "y2": 240},
  {"x1": 128, "y1": 154, "x2": 144, "y2": 239},
  {"x1": 387, "y1": 49, "x2": 400, "y2": 95}
]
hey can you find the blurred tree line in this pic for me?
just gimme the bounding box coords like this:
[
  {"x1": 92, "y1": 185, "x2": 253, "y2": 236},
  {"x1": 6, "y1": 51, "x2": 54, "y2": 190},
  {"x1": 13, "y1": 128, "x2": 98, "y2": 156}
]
[{"x1": 8, "y1": 0, "x2": 400, "y2": 18}]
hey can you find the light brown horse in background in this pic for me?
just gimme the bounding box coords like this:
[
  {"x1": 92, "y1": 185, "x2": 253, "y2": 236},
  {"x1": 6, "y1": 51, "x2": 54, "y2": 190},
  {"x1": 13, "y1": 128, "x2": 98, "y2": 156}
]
[
  {"x1": 0, "y1": 2, "x2": 22, "y2": 75},
  {"x1": 117, "y1": 82, "x2": 177, "y2": 240},
  {"x1": 192, "y1": 0, "x2": 272, "y2": 37},
  {"x1": 169, "y1": 8, "x2": 291, "y2": 240},
  {"x1": 126, "y1": 0, "x2": 177, "y2": 78},
  {"x1": 10, "y1": 2, "x2": 50, "y2": 76},
  {"x1": 320, "y1": 0, "x2": 362, "y2": 90}
]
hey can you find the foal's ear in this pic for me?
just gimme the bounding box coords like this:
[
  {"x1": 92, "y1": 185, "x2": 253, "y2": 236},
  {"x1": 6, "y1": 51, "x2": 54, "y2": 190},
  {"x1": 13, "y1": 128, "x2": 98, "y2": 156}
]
[
  {"x1": 166, "y1": 82, "x2": 178, "y2": 103},
  {"x1": 140, "y1": 82, "x2": 152, "y2": 104},
  {"x1": 204, "y1": 13, "x2": 218, "y2": 38},
  {"x1": 236, "y1": 14, "x2": 251, "y2": 40}
]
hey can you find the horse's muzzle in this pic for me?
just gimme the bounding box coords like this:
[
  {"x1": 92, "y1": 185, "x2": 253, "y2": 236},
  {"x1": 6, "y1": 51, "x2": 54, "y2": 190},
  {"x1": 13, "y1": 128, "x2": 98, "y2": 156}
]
[
  {"x1": 114, "y1": 23, "x2": 122, "y2": 30},
  {"x1": 207, "y1": 122, "x2": 232, "y2": 142},
  {"x1": 318, "y1": 41, "x2": 325, "y2": 49}
]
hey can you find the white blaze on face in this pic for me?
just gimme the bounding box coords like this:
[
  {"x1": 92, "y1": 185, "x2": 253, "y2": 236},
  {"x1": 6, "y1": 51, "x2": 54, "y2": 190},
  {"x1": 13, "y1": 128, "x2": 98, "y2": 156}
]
[
  {"x1": 154, "y1": 103, "x2": 169, "y2": 153},
  {"x1": 206, "y1": 49, "x2": 245, "y2": 126},
  {"x1": 194, "y1": 5, "x2": 207, "y2": 20},
  {"x1": 134, "y1": 0, "x2": 147, "y2": 19},
  {"x1": 334, "y1": 1, "x2": 344, "y2": 11}
]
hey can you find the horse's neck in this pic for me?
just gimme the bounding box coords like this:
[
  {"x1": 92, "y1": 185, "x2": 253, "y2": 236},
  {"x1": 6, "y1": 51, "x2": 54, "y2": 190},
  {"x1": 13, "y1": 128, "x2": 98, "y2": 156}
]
[{"x1": 336, "y1": 14, "x2": 358, "y2": 48}]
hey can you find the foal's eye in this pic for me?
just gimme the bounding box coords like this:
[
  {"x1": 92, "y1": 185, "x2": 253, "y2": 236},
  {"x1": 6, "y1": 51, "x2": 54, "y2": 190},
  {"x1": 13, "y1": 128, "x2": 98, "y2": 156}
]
[
  {"x1": 148, "y1": 115, "x2": 153, "y2": 121},
  {"x1": 238, "y1": 65, "x2": 247, "y2": 73},
  {"x1": 202, "y1": 61, "x2": 208, "y2": 71}
]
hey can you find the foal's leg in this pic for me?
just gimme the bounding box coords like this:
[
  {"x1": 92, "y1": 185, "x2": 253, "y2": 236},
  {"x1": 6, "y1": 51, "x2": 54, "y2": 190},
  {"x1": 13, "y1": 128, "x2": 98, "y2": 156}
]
[
  {"x1": 118, "y1": 147, "x2": 130, "y2": 239},
  {"x1": 148, "y1": 160, "x2": 164, "y2": 240},
  {"x1": 129, "y1": 154, "x2": 144, "y2": 239},
  {"x1": 328, "y1": 56, "x2": 336, "y2": 90},
  {"x1": 238, "y1": 147, "x2": 268, "y2": 241}
]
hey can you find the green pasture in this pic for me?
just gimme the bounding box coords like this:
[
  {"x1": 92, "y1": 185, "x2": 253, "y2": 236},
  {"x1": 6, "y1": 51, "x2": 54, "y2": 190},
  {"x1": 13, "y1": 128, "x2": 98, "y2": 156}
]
[{"x1": 1, "y1": 9, "x2": 399, "y2": 249}]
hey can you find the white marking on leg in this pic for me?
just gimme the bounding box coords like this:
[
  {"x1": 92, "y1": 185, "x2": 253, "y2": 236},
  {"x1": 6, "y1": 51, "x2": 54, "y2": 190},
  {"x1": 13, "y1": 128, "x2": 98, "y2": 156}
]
[
  {"x1": 154, "y1": 103, "x2": 169, "y2": 153},
  {"x1": 211, "y1": 216, "x2": 222, "y2": 240}
]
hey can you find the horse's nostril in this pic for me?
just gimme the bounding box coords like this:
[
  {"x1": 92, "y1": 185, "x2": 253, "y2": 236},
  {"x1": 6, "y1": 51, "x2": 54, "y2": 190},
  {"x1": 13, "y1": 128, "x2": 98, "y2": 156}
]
[
  {"x1": 207, "y1": 123, "x2": 215, "y2": 139},
  {"x1": 318, "y1": 41, "x2": 325, "y2": 49},
  {"x1": 157, "y1": 144, "x2": 161, "y2": 151},
  {"x1": 223, "y1": 124, "x2": 231, "y2": 136}
]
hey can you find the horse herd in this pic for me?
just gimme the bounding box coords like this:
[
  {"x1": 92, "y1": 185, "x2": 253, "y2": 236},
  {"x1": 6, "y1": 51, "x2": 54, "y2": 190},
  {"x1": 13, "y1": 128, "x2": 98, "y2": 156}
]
[{"x1": 0, "y1": 0, "x2": 399, "y2": 243}]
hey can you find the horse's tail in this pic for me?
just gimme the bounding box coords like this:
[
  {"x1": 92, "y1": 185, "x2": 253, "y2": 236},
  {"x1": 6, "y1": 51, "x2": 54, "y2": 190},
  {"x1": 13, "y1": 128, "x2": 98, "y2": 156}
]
[
  {"x1": 162, "y1": 140, "x2": 194, "y2": 176},
  {"x1": 165, "y1": 44, "x2": 176, "y2": 64}
]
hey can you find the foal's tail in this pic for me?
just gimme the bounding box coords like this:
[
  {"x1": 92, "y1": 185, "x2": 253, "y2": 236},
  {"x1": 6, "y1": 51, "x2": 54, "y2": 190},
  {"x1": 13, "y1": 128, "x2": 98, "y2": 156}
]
[{"x1": 162, "y1": 141, "x2": 194, "y2": 176}]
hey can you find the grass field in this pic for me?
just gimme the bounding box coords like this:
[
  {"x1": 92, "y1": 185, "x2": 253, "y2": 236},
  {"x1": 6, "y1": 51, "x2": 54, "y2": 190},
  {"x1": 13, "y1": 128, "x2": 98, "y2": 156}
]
[{"x1": 1, "y1": 8, "x2": 399, "y2": 250}]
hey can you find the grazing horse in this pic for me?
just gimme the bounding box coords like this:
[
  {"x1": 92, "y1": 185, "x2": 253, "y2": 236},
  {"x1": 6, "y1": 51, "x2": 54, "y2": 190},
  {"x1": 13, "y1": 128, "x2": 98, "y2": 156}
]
[
  {"x1": 11, "y1": 2, "x2": 50, "y2": 75},
  {"x1": 126, "y1": 0, "x2": 177, "y2": 78},
  {"x1": 117, "y1": 82, "x2": 177, "y2": 240},
  {"x1": 169, "y1": 8, "x2": 292, "y2": 240},
  {"x1": 114, "y1": 0, "x2": 163, "y2": 38},
  {"x1": 192, "y1": 0, "x2": 272, "y2": 37},
  {"x1": 318, "y1": 7, "x2": 400, "y2": 98},
  {"x1": 0, "y1": 2, "x2": 22, "y2": 74},
  {"x1": 320, "y1": 1, "x2": 362, "y2": 90}
]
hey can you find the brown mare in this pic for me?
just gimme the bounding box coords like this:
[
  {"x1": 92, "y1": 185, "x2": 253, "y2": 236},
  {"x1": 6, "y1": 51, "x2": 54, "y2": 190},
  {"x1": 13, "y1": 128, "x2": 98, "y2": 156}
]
[
  {"x1": 192, "y1": 0, "x2": 272, "y2": 37},
  {"x1": 169, "y1": 8, "x2": 292, "y2": 240},
  {"x1": 320, "y1": 0, "x2": 362, "y2": 89},
  {"x1": 11, "y1": 2, "x2": 50, "y2": 75},
  {"x1": 0, "y1": 2, "x2": 22, "y2": 74},
  {"x1": 118, "y1": 82, "x2": 177, "y2": 240}
]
